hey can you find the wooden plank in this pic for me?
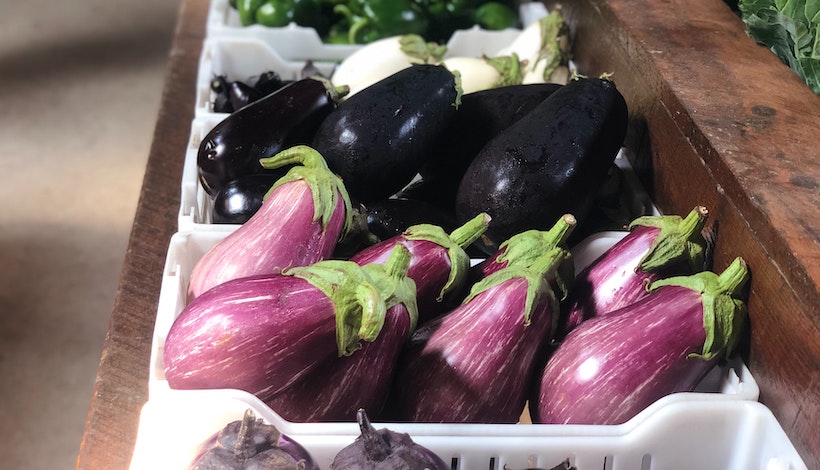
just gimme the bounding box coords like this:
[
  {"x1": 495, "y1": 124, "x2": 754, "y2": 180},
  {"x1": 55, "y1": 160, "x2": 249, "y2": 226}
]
[
  {"x1": 76, "y1": 0, "x2": 205, "y2": 468},
  {"x1": 550, "y1": 0, "x2": 819, "y2": 466}
]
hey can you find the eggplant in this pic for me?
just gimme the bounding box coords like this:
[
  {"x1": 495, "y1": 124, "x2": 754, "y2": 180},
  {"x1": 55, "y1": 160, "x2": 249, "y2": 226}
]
[
  {"x1": 264, "y1": 245, "x2": 418, "y2": 421},
  {"x1": 419, "y1": 83, "x2": 563, "y2": 185},
  {"x1": 253, "y1": 70, "x2": 287, "y2": 96},
  {"x1": 191, "y1": 409, "x2": 319, "y2": 470},
  {"x1": 211, "y1": 172, "x2": 286, "y2": 224},
  {"x1": 187, "y1": 146, "x2": 351, "y2": 301},
  {"x1": 165, "y1": 245, "x2": 415, "y2": 404},
  {"x1": 198, "y1": 77, "x2": 348, "y2": 197},
  {"x1": 531, "y1": 258, "x2": 749, "y2": 425},
  {"x1": 311, "y1": 64, "x2": 462, "y2": 202},
  {"x1": 455, "y1": 75, "x2": 629, "y2": 253},
  {"x1": 330, "y1": 409, "x2": 449, "y2": 470},
  {"x1": 363, "y1": 198, "x2": 460, "y2": 242},
  {"x1": 556, "y1": 206, "x2": 710, "y2": 339},
  {"x1": 228, "y1": 80, "x2": 263, "y2": 111},
  {"x1": 391, "y1": 248, "x2": 570, "y2": 423},
  {"x1": 211, "y1": 74, "x2": 233, "y2": 113},
  {"x1": 351, "y1": 213, "x2": 490, "y2": 324},
  {"x1": 470, "y1": 213, "x2": 577, "y2": 295}
]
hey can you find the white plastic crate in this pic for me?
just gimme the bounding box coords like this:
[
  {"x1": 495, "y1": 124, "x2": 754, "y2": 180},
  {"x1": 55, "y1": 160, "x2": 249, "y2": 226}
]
[
  {"x1": 129, "y1": 390, "x2": 805, "y2": 470},
  {"x1": 205, "y1": 0, "x2": 549, "y2": 62}
]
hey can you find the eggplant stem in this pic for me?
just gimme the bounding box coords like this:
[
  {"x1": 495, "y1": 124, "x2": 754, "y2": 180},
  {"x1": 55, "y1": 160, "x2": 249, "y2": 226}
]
[
  {"x1": 357, "y1": 409, "x2": 390, "y2": 461},
  {"x1": 449, "y1": 212, "x2": 491, "y2": 248}
]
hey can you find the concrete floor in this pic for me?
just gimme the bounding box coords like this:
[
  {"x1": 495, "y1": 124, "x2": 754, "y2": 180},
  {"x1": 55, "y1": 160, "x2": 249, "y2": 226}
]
[{"x1": 0, "y1": 1, "x2": 177, "y2": 468}]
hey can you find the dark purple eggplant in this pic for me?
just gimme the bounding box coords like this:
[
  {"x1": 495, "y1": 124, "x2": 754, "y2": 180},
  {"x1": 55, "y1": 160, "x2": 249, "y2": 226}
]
[
  {"x1": 556, "y1": 206, "x2": 710, "y2": 339},
  {"x1": 229, "y1": 80, "x2": 263, "y2": 111},
  {"x1": 311, "y1": 64, "x2": 462, "y2": 202},
  {"x1": 351, "y1": 213, "x2": 490, "y2": 324},
  {"x1": 418, "y1": 83, "x2": 563, "y2": 185},
  {"x1": 165, "y1": 245, "x2": 415, "y2": 404},
  {"x1": 455, "y1": 75, "x2": 628, "y2": 253},
  {"x1": 188, "y1": 146, "x2": 351, "y2": 301},
  {"x1": 391, "y1": 248, "x2": 570, "y2": 423},
  {"x1": 253, "y1": 70, "x2": 286, "y2": 96},
  {"x1": 363, "y1": 198, "x2": 460, "y2": 242},
  {"x1": 264, "y1": 245, "x2": 418, "y2": 422},
  {"x1": 212, "y1": 74, "x2": 233, "y2": 113},
  {"x1": 531, "y1": 257, "x2": 749, "y2": 425},
  {"x1": 198, "y1": 77, "x2": 348, "y2": 197},
  {"x1": 211, "y1": 172, "x2": 286, "y2": 224},
  {"x1": 191, "y1": 409, "x2": 319, "y2": 470},
  {"x1": 330, "y1": 409, "x2": 449, "y2": 470}
]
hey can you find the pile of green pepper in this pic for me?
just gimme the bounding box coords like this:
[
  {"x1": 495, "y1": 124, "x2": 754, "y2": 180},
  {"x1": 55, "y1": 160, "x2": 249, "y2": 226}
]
[{"x1": 230, "y1": 0, "x2": 521, "y2": 44}]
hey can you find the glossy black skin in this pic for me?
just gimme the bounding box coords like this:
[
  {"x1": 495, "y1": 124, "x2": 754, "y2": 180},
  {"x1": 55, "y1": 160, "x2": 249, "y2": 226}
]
[
  {"x1": 311, "y1": 64, "x2": 459, "y2": 202},
  {"x1": 211, "y1": 172, "x2": 286, "y2": 224},
  {"x1": 198, "y1": 77, "x2": 339, "y2": 197},
  {"x1": 455, "y1": 77, "x2": 628, "y2": 253},
  {"x1": 419, "y1": 83, "x2": 563, "y2": 184},
  {"x1": 364, "y1": 198, "x2": 459, "y2": 241},
  {"x1": 228, "y1": 80, "x2": 261, "y2": 111}
]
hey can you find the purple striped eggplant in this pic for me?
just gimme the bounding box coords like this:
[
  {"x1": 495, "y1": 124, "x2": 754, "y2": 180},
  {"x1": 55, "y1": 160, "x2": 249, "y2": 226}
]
[
  {"x1": 555, "y1": 206, "x2": 710, "y2": 339},
  {"x1": 470, "y1": 213, "x2": 577, "y2": 300},
  {"x1": 350, "y1": 212, "x2": 491, "y2": 324},
  {"x1": 390, "y1": 247, "x2": 571, "y2": 423},
  {"x1": 265, "y1": 246, "x2": 419, "y2": 422},
  {"x1": 191, "y1": 409, "x2": 320, "y2": 470},
  {"x1": 531, "y1": 257, "x2": 749, "y2": 425},
  {"x1": 187, "y1": 145, "x2": 352, "y2": 301},
  {"x1": 164, "y1": 244, "x2": 415, "y2": 405}
]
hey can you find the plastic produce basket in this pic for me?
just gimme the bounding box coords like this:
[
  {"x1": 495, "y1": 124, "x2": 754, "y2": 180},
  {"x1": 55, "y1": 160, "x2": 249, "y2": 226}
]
[
  {"x1": 204, "y1": 0, "x2": 550, "y2": 62},
  {"x1": 129, "y1": 388, "x2": 804, "y2": 470}
]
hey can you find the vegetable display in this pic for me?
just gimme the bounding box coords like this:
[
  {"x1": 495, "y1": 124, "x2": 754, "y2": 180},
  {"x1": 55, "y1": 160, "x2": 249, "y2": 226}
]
[
  {"x1": 531, "y1": 257, "x2": 750, "y2": 425},
  {"x1": 187, "y1": 145, "x2": 351, "y2": 301},
  {"x1": 556, "y1": 206, "x2": 711, "y2": 339},
  {"x1": 191, "y1": 409, "x2": 319, "y2": 470},
  {"x1": 455, "y1": 74, "x2": 629, "y2": 253}
]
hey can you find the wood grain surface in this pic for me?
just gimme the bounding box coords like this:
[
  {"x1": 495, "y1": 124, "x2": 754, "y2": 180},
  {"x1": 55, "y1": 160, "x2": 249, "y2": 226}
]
[{"x1": 78, "y1": 0, "x2": 819, "y2": 468}]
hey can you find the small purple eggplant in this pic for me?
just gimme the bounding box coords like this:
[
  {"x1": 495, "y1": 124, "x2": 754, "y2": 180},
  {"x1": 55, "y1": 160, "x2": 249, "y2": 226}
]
[
  {"x1": 556, "y1": 205, "x2": 710, "y2": 339},
  {"x1": 191, "y1": 409, "x2": 319, "y2": 470},
  {"x1": 391, "y1": 248, "x2": 571, "y2": 423},
  {"x1": 350, "y1": 212, "x2": 491, "y2": 324},
  {"x1": 265, "y1": 245, "x2": 418, "y2": 422},
  {"x1": 187, "y1": 145, "x2": 352, "y2": 301},
  {"x1": 531, "y1": 257, "x2": 749, "y2": 425},
  {"x1": 329, "y1": 409, "x2": 449, "y2": 470},
  {"x1": 471, "y1": 213, "x2": 577, "y2": 299},
  {"x1": 164, "y1": 245, "x2": 414, "y2": 404}
]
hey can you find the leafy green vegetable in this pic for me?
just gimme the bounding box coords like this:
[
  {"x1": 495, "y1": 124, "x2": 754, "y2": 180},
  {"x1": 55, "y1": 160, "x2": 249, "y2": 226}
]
[{"x1": 738, "y1": 0, "x2": 820, "y2": 94}]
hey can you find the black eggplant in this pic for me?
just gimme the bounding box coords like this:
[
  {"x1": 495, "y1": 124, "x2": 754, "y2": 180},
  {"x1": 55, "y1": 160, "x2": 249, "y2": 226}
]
[
  {"x1": 364, "y1": 198, "x2": 459, "y2": 241},
  {"x1": 228, "y1": 80, "x2": 262, "y2": 111},
  {"x1": 311, "y1": 64, "x2": 461, "y2": 202},
  {"x1": 419, "y1": 83, "x2": 563, "y2": 184},
  {"x1": 455, "y1": 75, "x2": 628, "y2": 253},
  {"x1": 211, "y1": 172, "x2": 286, "y2": 224},
  {"x1": 198, "y1": 77, "x2": 348, "y2": 197},
  {"x1": 211, "y1": 74, "x2": 233, "y2": 113}
]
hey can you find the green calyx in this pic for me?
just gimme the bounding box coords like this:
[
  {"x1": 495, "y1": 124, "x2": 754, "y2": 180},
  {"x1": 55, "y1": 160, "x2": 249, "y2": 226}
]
[
  {"x1": 629, "y1": 206, "x2": 710, "y2": 273},
  {"x1": 649, "y1": 257, "x2": 750, "y2": 360},
  {"x1": 259, "y1": 145, "x2": 354, "y2": 237},
  {"x1": 283, "y1": 244, "x2": 416, "y2": 356},
  {"x1": 494, "y1": 214, "x2": 577, "y2": 300},
  {"x1": 483, "y1": 53, "x2": 525, "y2": 87},
  {"x1": 535, "y1": 7, "x2": 572, "y2": 81},
  {"x1": 465, "y1": 247, "x2": 570, "y2": 333},
  {"x1": 398, "y1": 34, "x2": 447, "y2": 64},
  {"x1": 402, "y1": 213, "x2": 490, "y2": 302}
]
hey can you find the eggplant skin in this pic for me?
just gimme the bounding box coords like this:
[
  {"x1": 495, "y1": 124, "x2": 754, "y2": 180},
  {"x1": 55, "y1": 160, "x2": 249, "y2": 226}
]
[
  {"x1": 164, "y1": 274, "x2": 341, "y2": 401},
  {"x1": 455, "y1": 77, "x2": 628, "y2": 251},
  {"x1": 265, "y1": 303, "x2": 412, "y2": 422},
  {"x1": 531, "y1": 285, "x2": 719, "y2": 425},
  {"x1": 392, "y1": 277, "x2": 555, "y2": 423},
  {"x1": 311, "y1": 64, "x2": 459, "y2": 202}
]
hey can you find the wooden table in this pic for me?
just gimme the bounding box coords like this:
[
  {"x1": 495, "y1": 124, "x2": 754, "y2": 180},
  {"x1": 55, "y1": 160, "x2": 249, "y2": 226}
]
[{"x1": 78, "y1": 0, "x2": 819, "y2": 468}]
